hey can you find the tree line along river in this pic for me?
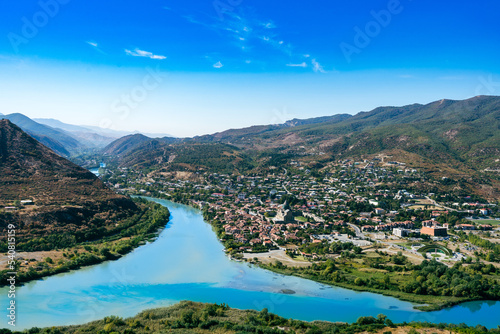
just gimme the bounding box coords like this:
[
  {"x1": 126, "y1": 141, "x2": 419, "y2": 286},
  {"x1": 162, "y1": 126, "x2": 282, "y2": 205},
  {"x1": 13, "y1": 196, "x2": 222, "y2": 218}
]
[{"x1": 1, "y1": 198, "x2": 499, "y2": 330}]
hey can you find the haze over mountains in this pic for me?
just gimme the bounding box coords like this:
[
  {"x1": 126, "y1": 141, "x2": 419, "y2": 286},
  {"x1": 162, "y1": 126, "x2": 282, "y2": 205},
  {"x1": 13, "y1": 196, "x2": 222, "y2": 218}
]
[{"x1": 0, "y1": 113, "x2": 173, "y2": 156}]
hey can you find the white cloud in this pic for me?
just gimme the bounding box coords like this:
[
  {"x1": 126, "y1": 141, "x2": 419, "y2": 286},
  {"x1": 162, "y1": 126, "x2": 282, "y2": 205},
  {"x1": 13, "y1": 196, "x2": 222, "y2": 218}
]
[
  {"x1": 311, "y1": 59, "x2": 326, "y2": 73},
  {"x1": 213, "y1": 61, "x2": 224, "y2": 69},
  {"x1": 286, "y1": 62, "x2": 307, "y2": 68},
  {"x1": 125, "y1": 48, "x2": 166, "y2": 60},
  {"x1": 86, "y1": 41, "x2": 107, "y2": 55},
  {"x1": 262, "y1": 21, "x2": 276, "y2": 29},
  {"x1": 179, "y1": 10, "x2": 324, "y2": 73}
]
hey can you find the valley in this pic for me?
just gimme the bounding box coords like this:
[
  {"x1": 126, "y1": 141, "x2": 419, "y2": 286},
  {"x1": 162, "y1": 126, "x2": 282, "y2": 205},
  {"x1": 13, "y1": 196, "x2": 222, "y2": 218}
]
[{"x1": 1, "y1": 96, "x2": 499, "y2": 332}]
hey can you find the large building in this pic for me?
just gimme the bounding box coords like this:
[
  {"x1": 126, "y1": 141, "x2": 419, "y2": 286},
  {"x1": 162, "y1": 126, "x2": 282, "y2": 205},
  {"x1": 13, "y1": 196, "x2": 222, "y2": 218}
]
[
  {"x1": 420, "y1": 220, "x2": 448, "y2": 237},
  {"x1": 393, "y1": 228, "x2": 411, "y2": 237},
  {"x1": 273, "y1": 201, "x2": 295, "y2": 224}
]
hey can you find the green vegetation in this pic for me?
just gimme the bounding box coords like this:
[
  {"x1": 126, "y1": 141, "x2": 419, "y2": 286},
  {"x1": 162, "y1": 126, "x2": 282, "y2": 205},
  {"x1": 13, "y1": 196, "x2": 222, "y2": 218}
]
[
  {"x1": 1, "y1": 200, "x2": 165, "y2": 253},
  {"x1": 0, "y1": 199, "x2": 170, "y2": 286},
  {"x1": 7, "y1": 301, "x2": 499, "y2": 334},
  {"x1": 261, "y1": 253, "x2": 500, "y2": 311},
  {"x1": 171, "y1": 143, "x2": 255, "y2": 174},
  {"x1": 456, "y1": 232, "x2": 500, "y2": 263},
  {"x1": 110, "y1": 140, "x2": 256, "y2": 174},
  {"x1": 470, "y1": 219, "x2": 500, "y2": 225},
  {"x1": 417, "y1": 245, "x2": 453, "y2": 256}
]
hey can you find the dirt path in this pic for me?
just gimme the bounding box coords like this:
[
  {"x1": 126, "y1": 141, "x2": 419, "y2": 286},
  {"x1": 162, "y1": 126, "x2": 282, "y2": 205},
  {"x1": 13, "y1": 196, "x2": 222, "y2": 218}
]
[
  {"x1": 0, "y1": 250, "x2": 64, "y2": 270},
  {"x1": 243, "y1": 249, "x2": 312, "y2": 268}
]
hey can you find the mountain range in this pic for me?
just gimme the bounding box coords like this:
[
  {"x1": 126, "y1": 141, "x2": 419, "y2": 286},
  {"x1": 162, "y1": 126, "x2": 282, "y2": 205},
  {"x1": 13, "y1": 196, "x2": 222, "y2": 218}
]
[
  {"x1": 1, "y1": 113, "x2": 84, "y2": 156},
  {"x1": 2, "y1": 96, "x2": 499, "y2": 198},
  {"x1": 103, "y1": 95, "x2": 500, "y2": 200},
  {"x1": 0, "y1": 113, "x2": 174, "y2": 157}
]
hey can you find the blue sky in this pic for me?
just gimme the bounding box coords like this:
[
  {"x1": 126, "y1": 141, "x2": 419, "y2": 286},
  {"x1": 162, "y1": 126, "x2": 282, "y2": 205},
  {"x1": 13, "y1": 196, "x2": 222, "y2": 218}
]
[{"x1": 1, "y1": 0, "x2": 499, "y2": 137}]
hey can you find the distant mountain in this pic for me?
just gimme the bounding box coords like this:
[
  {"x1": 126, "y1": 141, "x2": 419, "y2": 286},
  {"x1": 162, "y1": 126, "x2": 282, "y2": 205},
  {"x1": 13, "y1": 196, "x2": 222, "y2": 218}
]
[
  {"x1": 34, "y1": 118, "x2": 117, "y2": 148},
  {"x1": 283, "y1": 114, "x2": 352, "y2": 127},
  {"x1": 0, "y1": 119, "x2": 140, "y2": 248},
  {"x1": 103, "y1": 133, "x2": 152, "y2": 156},
  {"x1": 1, "y1": 113, "x2": 82, "y2": 156},
  {"x1": 192, "y1": 114, "x2": 352, "y2": 144},
  {"x1": 197, "y1": 96, "x2": 499, "y2": 169},
  {"x1": 298, "y1": 95, "x2": 500, "y2": 168},
  {"x1": 83, "y1": 125, "x2": 173, "y2": 139},
  {"x1": 33, "y1": 118, "x2": 91, "y2": 133}
]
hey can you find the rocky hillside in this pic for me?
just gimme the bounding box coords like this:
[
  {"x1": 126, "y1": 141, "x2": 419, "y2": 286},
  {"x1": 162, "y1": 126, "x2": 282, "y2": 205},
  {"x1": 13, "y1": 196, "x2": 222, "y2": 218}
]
[{"x1": 0, "y1": 119, "x2": 141, "y2": 250}]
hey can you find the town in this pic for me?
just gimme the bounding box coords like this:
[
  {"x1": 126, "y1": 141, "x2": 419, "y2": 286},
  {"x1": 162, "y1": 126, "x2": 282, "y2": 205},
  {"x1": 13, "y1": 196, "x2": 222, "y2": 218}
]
[{"x1": 98, "y1": 156, "x2": 500, "y2": 269}]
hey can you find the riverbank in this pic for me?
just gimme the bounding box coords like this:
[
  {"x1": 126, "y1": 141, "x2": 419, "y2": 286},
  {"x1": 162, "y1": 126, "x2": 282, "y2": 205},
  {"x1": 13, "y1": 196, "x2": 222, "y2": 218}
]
[
  {"x1": 258, "y1": 263, "x2": 476, "y2": 312},
  {"x1": 11, "y1": 301, "x2": 495, "y2": 334},
  {"x1": 169, "y1": 196, "x2": 496, "y2": 313},
  {"x1": 138, "y1": 194, "x2": 498, "y2": 312},
  {"x1": 0, "y1": 198, "x2": 170, "y2": 287},
  {"x1": 140, "y1": 193, "x2": 499, "y2": 313}
]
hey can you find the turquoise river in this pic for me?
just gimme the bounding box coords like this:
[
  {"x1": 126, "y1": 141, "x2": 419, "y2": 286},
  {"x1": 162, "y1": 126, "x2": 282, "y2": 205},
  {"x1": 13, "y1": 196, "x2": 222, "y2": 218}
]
[{"x1": 1, "y1": 198, "x2": 499, "y2": 330}]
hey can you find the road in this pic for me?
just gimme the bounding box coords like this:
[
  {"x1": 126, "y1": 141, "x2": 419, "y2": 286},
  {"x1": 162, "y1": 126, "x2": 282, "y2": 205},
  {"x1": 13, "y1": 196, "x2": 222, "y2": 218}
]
[
  {"x1": 348, "y1": 223, "x2": 365, "y2": 239},
  {"x1": 425, "y1": 196, "x2": 456, "y2": 212}
]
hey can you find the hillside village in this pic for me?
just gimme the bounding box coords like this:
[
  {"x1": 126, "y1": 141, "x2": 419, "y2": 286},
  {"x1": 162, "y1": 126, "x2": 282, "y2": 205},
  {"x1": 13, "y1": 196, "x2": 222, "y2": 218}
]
[{"x1": 99, "y1": 156, "x2": 500, "y2": 266}]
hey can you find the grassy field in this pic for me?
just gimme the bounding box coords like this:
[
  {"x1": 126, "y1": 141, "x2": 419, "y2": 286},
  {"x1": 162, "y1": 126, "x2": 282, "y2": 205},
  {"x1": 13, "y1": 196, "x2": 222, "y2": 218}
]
[
  {"x1": 395, "y1": 242, "x2": 422, "y2": 248},
  {"x1": 408, "y1": 205, "x2": 442, "y2": 210},
  {"x1": 470, "y1": 219, "x2": 500, "y2": 226},
  {"x1": 255, "y1": 241, "x2": 500, "y2": 312}
]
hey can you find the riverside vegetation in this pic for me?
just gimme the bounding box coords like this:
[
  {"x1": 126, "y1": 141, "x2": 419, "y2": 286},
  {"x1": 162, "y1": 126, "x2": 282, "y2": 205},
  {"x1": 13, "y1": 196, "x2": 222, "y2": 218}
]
[
  {"x1": 0, "y1": 198, "x2": 170, "y2": 286},
  {"x1": 2, "y1": 301, "x2": 498, "y2": 334},
  {"x1": 260, "y1": 253, "x2": 500, "y2": 311}
]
